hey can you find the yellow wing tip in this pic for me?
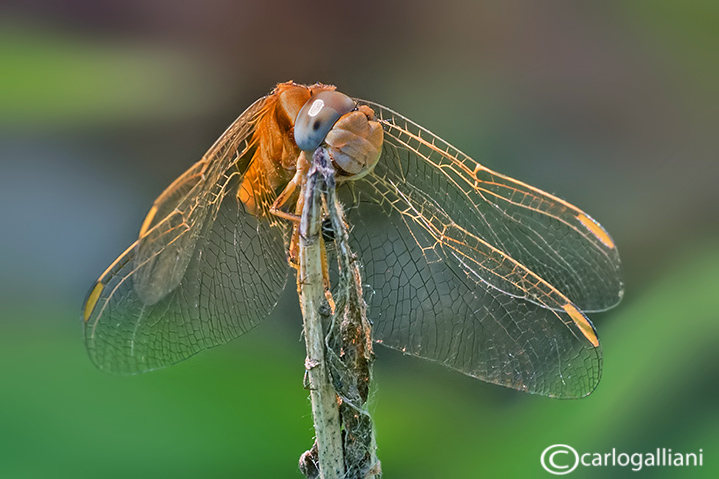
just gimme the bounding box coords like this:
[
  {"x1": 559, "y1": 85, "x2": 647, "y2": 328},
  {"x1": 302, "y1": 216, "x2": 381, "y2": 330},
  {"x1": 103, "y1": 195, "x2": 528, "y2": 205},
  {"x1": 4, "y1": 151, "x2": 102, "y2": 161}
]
[
  {"x1": 577, "y1": 213, "x2": 615, "y2": 249},
  {"x1": 83, "y1": 282, "x2": 104, "y2": 322},
  {"x1": 562, "y1": 303, "x2": 599, "y2": 347}
]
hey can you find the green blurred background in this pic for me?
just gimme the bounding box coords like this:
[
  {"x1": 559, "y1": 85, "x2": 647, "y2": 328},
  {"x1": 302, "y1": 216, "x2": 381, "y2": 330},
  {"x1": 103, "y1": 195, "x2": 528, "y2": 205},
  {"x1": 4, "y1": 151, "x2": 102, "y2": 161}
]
[{"x1": 1, "y1": 1, "x2": 717, "y2": 478}]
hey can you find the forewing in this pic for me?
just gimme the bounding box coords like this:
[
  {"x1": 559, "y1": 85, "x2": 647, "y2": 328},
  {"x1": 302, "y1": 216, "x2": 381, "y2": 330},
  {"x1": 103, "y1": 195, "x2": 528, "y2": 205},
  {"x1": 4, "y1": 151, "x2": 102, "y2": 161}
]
[
  {"x1": 340, "y1": 100, "x2": 622, "y2": 397},
  {"x1": 83, "y1": 97, "x2": 290, "y2": 374},
  {"x1": 360, "y1": 101, "x2": 623, "y2": 313}
]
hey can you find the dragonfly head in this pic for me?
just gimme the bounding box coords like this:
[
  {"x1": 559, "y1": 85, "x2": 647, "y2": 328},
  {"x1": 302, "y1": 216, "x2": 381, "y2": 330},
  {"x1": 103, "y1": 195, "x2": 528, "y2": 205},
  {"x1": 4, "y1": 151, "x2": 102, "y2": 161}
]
[
  {"x1": 295, "y1": 90, "x2": 383, "y2": 180},
  {"x1": 294, "y1": 90, "x2": 356, "y2": 151}
]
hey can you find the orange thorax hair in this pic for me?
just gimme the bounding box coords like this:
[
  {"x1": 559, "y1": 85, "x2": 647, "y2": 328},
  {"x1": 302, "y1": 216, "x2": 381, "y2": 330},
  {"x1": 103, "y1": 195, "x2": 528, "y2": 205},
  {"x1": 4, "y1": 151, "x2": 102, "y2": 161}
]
[{"x1": 238, "y1": 82, "x2": 336, "y2": 214}]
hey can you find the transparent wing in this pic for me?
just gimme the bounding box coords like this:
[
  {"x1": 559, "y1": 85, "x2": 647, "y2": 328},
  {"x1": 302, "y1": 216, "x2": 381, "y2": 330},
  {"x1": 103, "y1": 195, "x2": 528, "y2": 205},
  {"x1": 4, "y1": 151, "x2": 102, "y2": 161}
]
[
  {"x1": 83, "y1": 97, "x2": 291, "y2": 374},
  {"x1": 362, "y1": 101, "x2": 623, "y2": 312},
  {"x1": 341, "y1": 100, "x2": 623, "y2": 398}
]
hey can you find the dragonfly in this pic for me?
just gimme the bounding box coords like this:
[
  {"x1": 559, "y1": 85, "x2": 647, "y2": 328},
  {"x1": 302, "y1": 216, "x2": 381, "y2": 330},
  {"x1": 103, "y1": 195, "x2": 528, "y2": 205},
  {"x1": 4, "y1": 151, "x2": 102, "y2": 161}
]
[{"x1": 82, "y1": 81, "x2": 623, "y2": 399}]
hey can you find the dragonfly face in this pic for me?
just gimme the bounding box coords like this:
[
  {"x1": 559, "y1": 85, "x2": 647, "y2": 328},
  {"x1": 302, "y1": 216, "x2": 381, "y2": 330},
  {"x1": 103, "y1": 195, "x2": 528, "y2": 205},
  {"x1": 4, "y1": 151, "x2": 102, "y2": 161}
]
[{"x1": 83, "y1": 81, "x2": 623, "y2": 398}]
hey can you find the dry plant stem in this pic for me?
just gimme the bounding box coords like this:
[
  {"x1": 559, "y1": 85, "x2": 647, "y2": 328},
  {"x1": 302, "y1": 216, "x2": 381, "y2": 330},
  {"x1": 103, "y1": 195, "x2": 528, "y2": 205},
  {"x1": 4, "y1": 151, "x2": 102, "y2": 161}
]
[
  {"x1": 298, "y1": 149, "x2": 345, "y2": 479},
  {"x1": 325, "y1": 177, "x2": 380, "y2": 478}
]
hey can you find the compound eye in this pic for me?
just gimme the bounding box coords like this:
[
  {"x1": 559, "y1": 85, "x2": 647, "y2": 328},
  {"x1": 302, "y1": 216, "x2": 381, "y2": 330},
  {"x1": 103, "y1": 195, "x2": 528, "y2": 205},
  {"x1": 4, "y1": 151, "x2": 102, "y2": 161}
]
[{"x1": 294, "y1": 90, "x2": 355, "y2": 151}]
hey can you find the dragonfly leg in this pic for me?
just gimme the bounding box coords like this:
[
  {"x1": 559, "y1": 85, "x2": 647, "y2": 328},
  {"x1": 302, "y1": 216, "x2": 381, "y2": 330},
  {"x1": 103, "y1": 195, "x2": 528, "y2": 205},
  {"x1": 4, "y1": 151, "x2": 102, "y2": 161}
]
[
  {"x1": 270, "y1": 174, "x2": 301, "y2": 222},
  {"x1": 270, "y1": 150, "x2": 312, "y2": 222}
]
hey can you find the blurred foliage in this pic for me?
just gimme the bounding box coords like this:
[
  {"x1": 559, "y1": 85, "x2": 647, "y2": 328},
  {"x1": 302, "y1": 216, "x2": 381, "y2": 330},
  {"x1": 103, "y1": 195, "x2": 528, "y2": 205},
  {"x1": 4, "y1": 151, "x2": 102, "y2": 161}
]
[
  {"x1": 621, "y1": 1, "x2": 719, "y2": 95},
  {"x1": 0, "y1": 21, "x2": 221, "y2": 127}
]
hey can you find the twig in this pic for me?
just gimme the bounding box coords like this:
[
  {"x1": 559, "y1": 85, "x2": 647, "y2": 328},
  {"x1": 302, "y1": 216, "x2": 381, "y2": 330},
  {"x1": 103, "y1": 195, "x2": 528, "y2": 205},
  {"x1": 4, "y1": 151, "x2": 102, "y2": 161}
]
[
  {"x1": 298, "y1": 148, "x2": 381, "y2": 479},
  {"x1": 325, "y1": 173, "x2": 381, "y2": 479},
  {"x1": 298, "y1": 149, "x2": 345, "y2": 479}
]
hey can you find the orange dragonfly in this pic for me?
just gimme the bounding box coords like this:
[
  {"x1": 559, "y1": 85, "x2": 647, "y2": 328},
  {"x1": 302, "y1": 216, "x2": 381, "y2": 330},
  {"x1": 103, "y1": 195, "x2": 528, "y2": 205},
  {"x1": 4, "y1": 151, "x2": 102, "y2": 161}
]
[{"x1": 82, "y1": 81, "x2": 623, "y2": 398}]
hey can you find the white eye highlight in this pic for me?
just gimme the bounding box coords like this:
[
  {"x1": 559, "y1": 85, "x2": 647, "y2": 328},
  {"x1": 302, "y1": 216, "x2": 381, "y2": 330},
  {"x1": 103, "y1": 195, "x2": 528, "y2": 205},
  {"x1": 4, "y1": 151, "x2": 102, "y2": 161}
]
[
  {"x1": 294, "y1": 91, "x2": 355, "y2": 151},
  {"x1": 307, "y1": 99, "x2": 325, "y2": 117}
]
